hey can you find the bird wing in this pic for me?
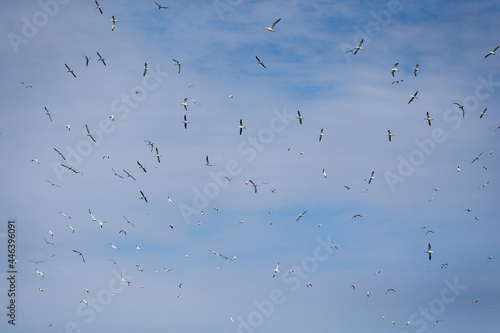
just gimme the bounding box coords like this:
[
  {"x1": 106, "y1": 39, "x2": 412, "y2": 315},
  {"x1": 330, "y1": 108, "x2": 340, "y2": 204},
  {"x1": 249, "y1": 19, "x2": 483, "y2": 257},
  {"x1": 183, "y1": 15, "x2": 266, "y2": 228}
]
[{"x1": 271, "y1": 18, "x2": 281, "y2": 29}]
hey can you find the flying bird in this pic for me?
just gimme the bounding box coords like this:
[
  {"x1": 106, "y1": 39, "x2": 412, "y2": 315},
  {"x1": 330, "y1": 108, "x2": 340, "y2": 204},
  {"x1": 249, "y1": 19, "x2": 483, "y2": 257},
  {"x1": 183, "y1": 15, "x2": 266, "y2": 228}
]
[
  {"x1": 471, "y1": 152, "x2": 483, "y2": 164},
  {"x1": 237, "y1": 119, "x2": 245, "y2": 135},
  {"x1": 139, "y1": 191, "x2": 148, "y2": 203},
  {"x1": 425, "y1": 243, "x2": 434, "y2": 261},
  {"x1": 480, "y1": 108, "x2": 487, "y2": 118},
  {"x1": 142, "y1": 63, "x2": 149, "y2": 76},
  {"x1": 392, "y1": 79, "x2": 403, "y2": 84},
  {"x1": 154, "y1": 1, "x2": 168, "y2": 10},
  {"x1": 249, "y1": 179, "x2": 258, "y2": 193},
  {"x1": 387, "y1": 130, "x2": 394, "y2": 142},
  {"x1": 83, "y1": 55, "x2": 90, "y2": 67},
  {"x1": 66, "y1": 225, "x2": 75, "y2": 233},
  {"x1": 453, "y1": 103, "x2": 465, "y2": 118},
  {"x1": 94, "y1": 1, "x2": 103, "y2": 14},
  {"x1": 45, "y1": 179, "x2": 61, "y2": 188},
  {"x1": 20, "y1": 81, "x2": 32, "y2": 88},
  {"x1": 181, "y1": 98, "x2": 189, "y2": 111},
  {"x1": 65, "y1": 64, "x2": 76, "y2": 78},
  {"x1": 390, "y1": 63, "x2": 400, "y2": 77},
  {"x1": 137, "y1": 161, "x2": 147, "y2": 172},
  {"x1": 123, "y1": 169, "x2": 136, "y2": 181},
  {"x1": 408, "y1": 90, "x2": 419, "y2": 104},
  {"x1": 110, "y1": 15, "x2": 118, "y2": 31},
  {"x1": 123, "y1": 216, "x2": 136, "y2": 227},
  {"x1": 425, "y1": 112, "x2": 433, "y2": 126},
  {"x1": 296, "y1": 211, "x2": 307, "y2": 221},
  {"x1": 264, "y1": 18, "x2": 281, "y2": 32},
  {"x1": 154, "y1": 148, "x2": 161, "y2": 163},
  {"x1": 255, "y1": 56, "x2": 266, "y2": 68},
  {"x1": 485, "y1": 46, "x2": 499, "y2": 58},
  {"x1": 318, "y1": 128, "x2": 324, "y2": 142},
  {"x1": 97, "y1": 52, "x2": 106, "y2": 66},
  {"x1": 386, "y1": 288, "x2": 396, "y2": 294},
  {"x1": 349, "y1": 39, "x2": 364, "y2": 55},
  {"x1": 413, "y1": 64, "x2": 420, "y2": 76},
  {"x1": 85, "y1": 125, "x2": 96, "y2": 142},
  {"x1": 322, "y1": 168, "x2": 327, "y2": 178},
  {"x1": 44, "y1": 107, "x2": 52, "y2": 122},
  {"x1": 205, "y1": 155, "x2": 213, "y2": 166},
  {"x1": 65, "y1": 124, "x2": 71, "y2": 131},
  {"x1": 173, "y1": 59, "x2": 182, "y2": 73},
  {"x1": 61, "y1": 164, "x2": 82, "y2": 174},
  {"x1": 72, "y1": 250, "x2": 85, "y2": 262},
  {"x1": 182, "y1": 114, "x2": 189, "y2": 129},
  {"x1": 366, "y1": 171, "x2": 375, "y2": 184},
  {"x1": 53, "y1": 148, "x2": 66, "y2": 160},
  {"x1": 296, "y1": 110, "x2": 304, "y2": 124},
  {"x1": 272, "y1": 262, "x2": 280, "y2": 277},
  {"x1": 119, "y1": 229, "x2": 127, "y2": 236}
]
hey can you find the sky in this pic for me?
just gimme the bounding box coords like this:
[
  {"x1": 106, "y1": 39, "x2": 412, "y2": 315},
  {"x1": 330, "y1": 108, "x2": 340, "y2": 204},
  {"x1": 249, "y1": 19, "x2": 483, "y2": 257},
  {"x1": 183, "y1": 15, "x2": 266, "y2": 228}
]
[{"x1": 0, "y1": 0, "x2": 499, "y2": 332}]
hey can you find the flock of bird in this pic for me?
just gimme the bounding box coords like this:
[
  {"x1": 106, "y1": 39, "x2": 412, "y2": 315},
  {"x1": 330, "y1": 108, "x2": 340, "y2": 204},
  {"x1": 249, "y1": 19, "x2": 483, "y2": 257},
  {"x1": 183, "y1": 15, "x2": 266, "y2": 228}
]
[{"x1": 11, "y1": 1, "x2": 499, "y2": 331}]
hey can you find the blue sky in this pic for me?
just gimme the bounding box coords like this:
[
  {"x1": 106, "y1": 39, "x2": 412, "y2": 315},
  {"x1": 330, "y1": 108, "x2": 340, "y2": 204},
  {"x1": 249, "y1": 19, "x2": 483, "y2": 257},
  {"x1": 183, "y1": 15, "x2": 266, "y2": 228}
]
[{"x1": 1, "y1": 0, "x2": 499, "y2": 332}]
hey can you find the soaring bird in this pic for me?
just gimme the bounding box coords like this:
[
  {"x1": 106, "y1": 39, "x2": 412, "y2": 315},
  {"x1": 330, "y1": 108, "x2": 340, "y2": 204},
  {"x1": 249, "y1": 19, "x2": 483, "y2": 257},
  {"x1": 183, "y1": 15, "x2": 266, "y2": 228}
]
[
  {"x1": 296, "y1": 110, "x2": 304, "y2": 124},
  {"x1": 53, "y1": 147, "x2": 66, "y2": 160},
  {"x1": 137, "y1": 161, "x2": 147, "y2": 172},
  {"x1": 318, "y1": 128, "x2": 324, "y2": 142},
  {"x1": 387, "y1": 130, "x2": 394, "y2": 142},
  {"x1": 322, "y1": 168, "x2": 327, "y2": 178},
  {"x1": 154, "y1": 1, "x2": 168, "y2": 10},
  {"x1": 181, "y1": 98, "x2": 189, "y2": 111},
  {"x1": 85, "y1": 124, "x2": 96, "y2": 142},
  {"x1": 72, "y1": 250, "x2": 85, "y2": 262},
  {"x1": 390, "y1": 63, "x2": 400, "y2": 77},
  {"x1": 255, "y1": 56, "x2": 266, "y2": 68},
  {"x1": 205, "y1": 156, "x2": 213, "y2": 166},
  {"x1": 425, "y1": 243, "x2": 434, "y2": 261},
  {"x1": 237, "y1": 119, "x2": 245, "y2": 135},
  {"x1": 425, "y1": 112, "x2": 433, "y2": 126},
  {"x1": 153, "y1": 148, "x2": 161, "y2": 163},
  {"x1": 296, "y1": 211, "x2": 307, "y2": 221},
  {"x1": 61, "y1": 164, "x2": 82, "y2": 174},
  {"x1": 182, "y1": 114, "x2": 189, "y2": 129},
  {"x1": 20, "y1": 81, "x2": 32, "y2": 88},
  {"x1": 123, "y1": 216, "x2": 136, "y2": 227},
  {"x1": 45, "y1": 179, "x2": 61, "y2": 188},
  {"x1": 83, "y1": 55, "x2": 90, "y2": 67},
  {"x1": 173, "y1": 59, "x2": 182, "y2": 73},
  {"x1": 94, "y1": 1, "x2": 103, "y2": 14},
  {"x1": 413, "y1": 64, "x2": 420, "y2": 76},
  {"x1": 110, "y1": 15, "x2": 118, "y2": 31},
  {"x1": 96, "y1": 51, "x2": 106, "y2": 66},
  {"x1": 480, "y1": 108, "x2": 487, "y2": 118},
  {"x1": 249, "y1": 180, "x2": 258, "y2": 193},
  {"x1": 408, "y1": 91, "x2": 418, "y2": 104},
  {"x1": 272, "y1": 262, "x2": 280, "y2": 277},
  {"x1": 142, "y1": 63, "x2": 149, "y2": 76},
  {"x1": 123, "y1": 169, "x2": 136, "y2": 181},
  {"x1": 264, "y1": 18, "x2": 281, "y2": 32},
  {"x1": 65, "y1": 64, "x2": 76, "y2": 78},
  {"x1": 453, "y1": 103, "x2": 465, "y2": 118},
  {"x1": 471, "y1": 152, "x2": 483, "y2": 164},
  {"x1": 366, "y1": 171, "x2": 375, "y2": 184},
  {"x1": 44, "y1": 107, "x2": 52, "y2": 122},
  {"x1": 485, "y1": 46, "x2": 499, "y2": 58},
  {"x1": 350, "y1": 39, "x2": 364, "y2": 55}
]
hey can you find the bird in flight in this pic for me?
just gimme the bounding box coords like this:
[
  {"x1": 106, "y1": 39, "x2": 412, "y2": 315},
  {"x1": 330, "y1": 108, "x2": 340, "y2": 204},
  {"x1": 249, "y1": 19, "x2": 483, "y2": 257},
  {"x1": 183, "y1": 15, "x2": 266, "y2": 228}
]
[
  {"x1": 123, "y1": 216, "x2": 136, "y2": 227},
  {"x1": 390, "y1": 63, "x2": 400, "y2": 77},
  {"x1": 65, "y1": 64, "x2": 76, "y2": 78},
  {"x1": 173, "y1": 59, "x2": 182, "y2": 73},
  {"x1": 408, "y1": 91, "x2": 418, "y2": 104},
  {"x1": 425, "y1": 243, "x2": 434, "y2": 261},
  {"x1": 96, "y1": 52, "x2": 106, "y2": 66},
  {"x1": 65, "y1": 124, "x2": 71, "y2": 131},
  {"x1": 123, "y1": 169, "x2": 136, "y2": 181},
  {"x1": 391, "y1": 79, "x2": 403, "y2": 84},
  {"x1": 485, "y1": 46, "x2": 499, "y2": 58},
  {"x1": 73, "y1": 250, "x2": 85, "y2": 262},
  {"x1": 386, "y1": 289, "x2": 396, "y2": 294},
  {"x1": 110, "y1": 15, "x2": 118, "y2": 31},
  {"x1": 145, "y1": 140, "x2": 154, "y2": 151},
  {"x1": 480, "y1": 108, "x2": 487, "y2": 118},
  {"x1": 296, "y1": 110, "x2": 304, "y2": 124},
  {"x1": 61, "y1": 164, "x2": 82, "y2": 174},
  {"x1": 53, "y1": 148, "x2": 66, "y2": 160},
  {"x1": 346, "y1": 39, "x2": 364, "y2": 55},
  {"x1": 249, "y1": 179, "x2": 258, "y2": 193},
  {"x1": 425, "y1": 112, "x2": 433, "y2": 126},
  {"x1": 272, "y1": 262, "x2": 280, "y2": 277},
  {"x1": 264, "y1": 18, "x2": 281, "y2": 32},
  {"x1": 142, "y1": 63, "x2": 149, "y2": 76},
  {"x1": 365, "y1": 171, "x2": 375, "y2": 184},
  {"x1": 83, "y1": 55, "x2": 90, "y2": 67},
  {"x1": 413, "y1": 64, "x2": 420, "y2": 76},
  {"x1": 453, "y1": 103, "x2": 465, "y2": 118},
  {"x1": 85, "y1": 125, "x2": 96, "y2": 142},
  {"x1": 255, "y1": 56, "x2": 266, "y2": 68},
  {"x1": 42, "y1": 106, "x2": 53, "y2": 122},
  {"x1": 208, "y1": 249, "x2": 234, "y2": 261},
  {"x1": 205, "y1": 155, "x2": 213, "y2": 166},
  {"x1": 237, "y1": 119, "x2": 245, "y2": 135},
  {"x1": 296, "y1": 211, "x2": 307, "y2": 221},
  {"x1": 322, "y1": 168, "x2": 327, "y2": 178},
  {"x1": 182, "y1": 114, "x2": 189, "y2": 129},
  {"x1": 45, "y1": 179, "x2": 61, "y2": 188},
  {"x1": 155, "y1": 1, "x2": 168, "y2": 10},
  {"x1": 20, "y1": 81, "x2": 32, "y2": 88},
  {"x1": 471, "y1": 152, "x2": 483, "y2": 164},
  {"x1": 387, "y1": 130, "x2": 394, "y2": 142},
  {"x1": 94, "y1": 1, "x2": 103, "y2": 14},
  {"x1": 318, "y1": 128, "x2": 324, "y2": 142},
  {"x1": 154, "y1": 148, "x2": 161, "y2": 163},
  {"x1": 181, "y1": 98, "x2": 189, "y2": 111},
  {"x1": 137, "y1": 161, "x2": 147, "y2": 173},
  {"x1": 352, "y1": 214, "x2": 362, "y2": 219},
  {"x1": 139, "y1": 191, "x2": 148, "y2": 203}
]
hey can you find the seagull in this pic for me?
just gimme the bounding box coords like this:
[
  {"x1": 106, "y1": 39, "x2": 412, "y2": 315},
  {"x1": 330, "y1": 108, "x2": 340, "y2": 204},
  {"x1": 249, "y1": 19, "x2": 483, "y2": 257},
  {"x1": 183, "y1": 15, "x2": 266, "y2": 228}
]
[
  {"x1": 425, "y1": 243, "x2": 434, "y2": 261},
  {"x1": 471, "y1": 152, "x2": 483, "y2": 164},
  {"x1": 145, "y1": 140, "x2": 154, "y2": 151},
  {"x1": 485, "y1": 46, "x2": 499, "y2": 58},
  {"x1": 65, "y1": 64, "x2": 76, "y2": 78},
  {"x1": 66, "y1": 225, "x2": 75, "y2": 233},
  {"x1": 48, "y1": 230, "x2": 54, "y2": 237},
  {"x1": 123, "y1": 169, "x2": 136, "y2": 181},
  {"x1": 480, "y1": 108, "x2": 487, "y2": 118},
  {"x1": 432, "y1": 187, "x2": 441, "y2": 191},
  {"x1": 453, "y1": 103, "x2": 465, "y2": 118},
  {"x1": 296, "y1": 110, "x2": 304, "y2": 124},
  {"x1": 53, "y1": 148, "x2": 66, "y2": 160},
  {"x1": 142, "y1": 63, "x2": 149, "y2": 76},
  {"x1": 249, "y1": 179, "x2": 258, "y2": 193},
  {"x1": 168, "y1": 196, "x2": 174, "y2": 203},
  {"x1": 136, "y1": 265, "x2": 143, "y2": 272},
  {"x1": 35, "y1": 268, "x2": 44, "y2": 278},
  {"x1": 80, "y1": 299, "x2": 88, "y2": 305},
  {"x1": 387, "y1": 130, "x2": 394, "y2": 142},
  {"x1": 31, "y1": 158, "x2": 40, "y2": 164},
  {"x1": 351, "y1": 39, "x2": 364, "y2": 55},
  {"x1": 208, "y1": 249, "x2": 234, "y2": 261},
  {"x1": 109, "y1": 115, "x2": 114, "y2": 122},
  {"x1": 322, "y1": 168, "x2": 327, "y2": 178},
  {"x1": 306, "y1": 282, "x2": 313, "y2": 288},
  {"x1": 110, "y1": 15, "x2": 118, "y2": 31},
  {"x1": 386, "y1": 288, "x2": 396, "y2": 294},
  {"x1": 85, "y1": 125, "x2": 96, "y2": 142},
  {"x1": 20, "y1": 82, "x2": 32, "y2": 88},
  {"x1": 408, "y1": 90, "x2": 419, "y2": 104},
  {"x1": 96, "y1": 52, "x2": 106, "y2": 66},
  {"x1": 365, "y1": 171, "x2": 375, "y2": 184},
  {"x1": 83, "y1": 55, "x2": 91, "y2": 67},
  {"x1": 366, "y1": 292, "x2": 371, "y2": 298},
  {"x1": 182, "y1": 114, "x2": 189, "y2": 129},
  {"x1": 154, "y1": 148, "x2": 161, "y2": 163},
  {"x1": 139, "y1": 191, "x2": 148, "y2": 203},
  {"x1": 181, "y1": 98, "x2": 189, "y2": 111},
  {"x1": 344, "y1": 185, "x2": 352, "y2": 190},
  {"x1": 352, "y1": 214, "x2": 362, "y2": 219},
  {"x1": 102, "y1": 155, "x2": 110, "y2": 159},
  {"x1": 318, "y1": 128, "x2": 324, "y2": 142},
  {"x1": 264, "y1": 18, "x2": 281, "y2": 32},
  {"x1": 229, "y1": 315, "x2": 236, "y2": 326},
  {"x1": 137, "y1": 161, "x2": 147, "y2": 173},
  {"x1": 110, "y1": 243, "x2": 118, "y2": 250},
  {"x1": 425, "y1": 112, "x2": 433, "y2": 126},
  {"x1": 136, "y1": 244, "x2": 142, "y2": 250},
  {"x1": 173, "y1": 59, "x2": 182, "y2": 73},
  {"x1": 38, "y1": 288, "x2": 44, "y2": 292},
  {"x1": 61, "y1": 164, "x2": 82, "y2": 174},
  {"x1": 45, "y1": 179, "x2": 61, "y2": 188},
  {"x1": 390, "y1": 63, "x2": 400, "y2": 77},
  {"x1": 65, "y1": 124, "x2": 71, "y2": 131},
  {"x1": 44, "y1": 107, "x2": 52, "y2": 122},
  {"x1": 391, "y1": 79, "x2": 403, "y2": 84},
  {"x1": 205, "y1": 155, "x2": 213, "y2": 166},
  {"x1": 88, "y1": 209, "x2": 106, "y2": 224},
  {"x1": 255, "y1": 55, "x2": 266, "y2": 68},
  {"x1": 118, "y1": 229, "x2": 127, "y2": 236},
  {"x1": 72, "y1": 250, "x2": 85, "y2": 262},
  {"x1": 413, "y1": 64, "x2": 420, "y2": 76},
  {"x1": 237, "y1": 119, "x2": 245, "y2": 135},
  {"x1": 94, "y1": 1, "x2": 103, "y2": 14},
  {"x1": 296, "y1": 211, "x2": 307, "y2": 221},
  {"x1": 351, "y1": 285, "x2": 356, "y2": 289},
  {"x1": 479, "y1": 181, "x2": 489, "y2": 189},
  {"x1": 272, "y1": 262, "x2": 280, "y2": 277},
  {"x1": 59, "y1": 212, "x2": 71, "y2": 219},
  {"x1": 457, "y1": 166, "x2": 461, "y2": 172},
  {"x1": 154, "y1": 1, "x2": 168, "y2": 10}
]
